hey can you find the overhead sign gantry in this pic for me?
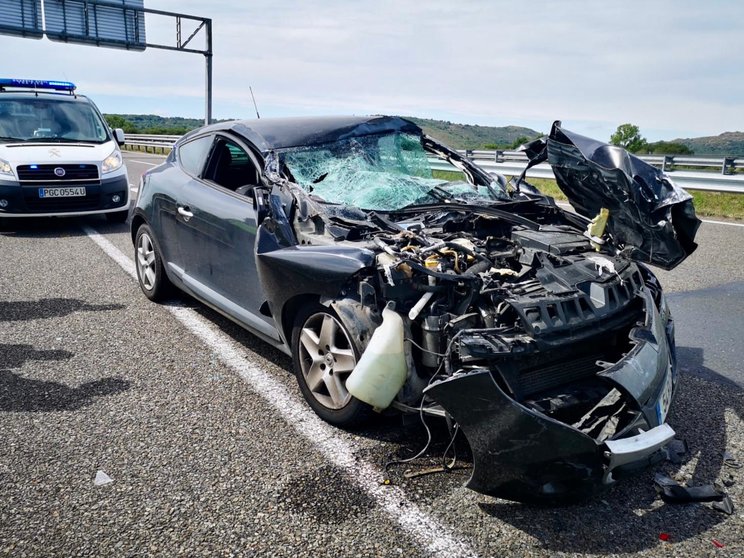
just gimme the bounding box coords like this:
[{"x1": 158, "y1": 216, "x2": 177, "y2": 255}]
[{"x1": 0, "y1": 0, "x2": 213, "y2": 124}]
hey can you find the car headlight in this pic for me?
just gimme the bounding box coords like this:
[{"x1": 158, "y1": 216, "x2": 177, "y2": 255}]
[
  {"x1": 0, "y1": 158, "x2": 14, "y2": 178},
  {"x1": 102, "y1": 149, "x2": 123, "y2": 174}
]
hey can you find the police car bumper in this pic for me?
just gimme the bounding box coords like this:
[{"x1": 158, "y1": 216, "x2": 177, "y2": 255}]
[{"x1": 0, "y1": 173, "x2": 129, "y2": 217}]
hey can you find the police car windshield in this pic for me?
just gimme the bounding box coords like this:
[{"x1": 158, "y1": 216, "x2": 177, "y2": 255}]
[{"x1": 0, "y1": 97, "x2": 110, "y2": 143}]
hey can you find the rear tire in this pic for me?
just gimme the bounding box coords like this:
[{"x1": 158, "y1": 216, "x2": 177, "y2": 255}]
[
  {"x1": 106, "y1": 209, "x2": 129, "y2": 223},
  {"x1": 134, "y1": 224, "x2": 172, "y2": 302},
  {"x1": 291, "y1": 303, "x2": 371, "y2": 427}
]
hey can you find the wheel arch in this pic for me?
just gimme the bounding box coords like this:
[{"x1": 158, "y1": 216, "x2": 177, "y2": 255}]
[
  {"x1": 130, "y1": 213, "x2": 147, "y2": 244},
  {"x1": 281, "y1": 293, "x2": 321, "y2": 345}
]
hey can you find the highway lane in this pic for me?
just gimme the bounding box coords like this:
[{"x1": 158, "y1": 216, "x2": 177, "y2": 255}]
[{"x1": 0, "y1": 152, "x2": 742, "y2": 556}]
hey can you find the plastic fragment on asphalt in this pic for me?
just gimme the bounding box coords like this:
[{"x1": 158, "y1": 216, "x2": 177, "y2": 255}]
[
  {"x1": 711, "y1": 495, "x2": 735, "y2": 515},
  {"x1": 654, "y1": 472, "x2": 735, "y2": 514},
  {"x1": 654, "y1": 472, "x2": 725, "y2": 503},
  {"x1": 658, "y1": 533, "x2": 670, "y2": 541},
  {"x1": 722, "y1": 450, "x2": 742, "y2": 469},
  {"x1": 712, "y1": 539, "x2": 724, "y2": 548},
  {"x1": 664, "y1": 438, "x2": 688, "y2": 464},
  {"x1": 94, "y1": 470, "x2": 113, "y2": 486}
]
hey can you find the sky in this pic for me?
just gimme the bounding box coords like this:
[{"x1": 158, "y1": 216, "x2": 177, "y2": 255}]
[{"x1": 1, "y1": 0, "x2": 743, "y2": 142}]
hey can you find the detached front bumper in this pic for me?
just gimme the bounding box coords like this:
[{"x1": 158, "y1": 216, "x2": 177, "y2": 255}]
[{"x1": 425, "y1": 289, "x2": 677, "y2": 503}]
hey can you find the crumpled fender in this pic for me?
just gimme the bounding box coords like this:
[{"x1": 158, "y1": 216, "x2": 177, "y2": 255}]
[{"x1": 525, "y1": 122, "x2": 700, "y2": 270}]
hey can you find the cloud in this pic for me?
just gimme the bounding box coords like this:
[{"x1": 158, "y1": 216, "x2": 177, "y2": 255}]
[{"x1": 0, "y1": 0, "x2": 742, "y2": 140}]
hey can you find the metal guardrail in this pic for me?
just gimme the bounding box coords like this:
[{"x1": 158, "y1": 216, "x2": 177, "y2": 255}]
[
  {"x1": 124, "y1": 134, "x2": 181, "y2": 151},
  {"x1": 123, "y1": 133, "x2": 744, "y2": 193}
]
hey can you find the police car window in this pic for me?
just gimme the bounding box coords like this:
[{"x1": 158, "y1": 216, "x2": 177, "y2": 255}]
[{"x1": 178, "y1": 136, "x2": 213, "y2": 177}]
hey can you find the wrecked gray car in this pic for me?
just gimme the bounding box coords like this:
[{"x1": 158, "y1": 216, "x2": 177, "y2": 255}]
[{"x1": 131, "y1": 116, "x2": 700, "y2": 503}]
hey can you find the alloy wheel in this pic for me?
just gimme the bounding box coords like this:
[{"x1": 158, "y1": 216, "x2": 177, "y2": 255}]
[{"x1": 298, "y1": 312, "x2": 357, "y2": 410}]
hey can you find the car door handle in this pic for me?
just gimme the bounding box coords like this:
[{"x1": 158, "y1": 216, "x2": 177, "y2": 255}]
[{"x1": 177, "y1": 206, "x2": 193, "y2": 221}]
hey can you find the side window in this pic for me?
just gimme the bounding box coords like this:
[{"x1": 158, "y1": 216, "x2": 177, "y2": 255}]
[
  {"x1": 178, "y1": 136, "x2": 213, "y2": 177},
  {"x1": 202, "y1": 137, "x2": 261, "y2": 191}
]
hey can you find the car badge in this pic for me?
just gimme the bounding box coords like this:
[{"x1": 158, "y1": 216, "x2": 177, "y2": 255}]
[
  {"x1": 54, "y1": 167, "x2": 66, "y2": 177},
  {"x1": 49, "y1": 148, "x2": 61, "y2": 158}
]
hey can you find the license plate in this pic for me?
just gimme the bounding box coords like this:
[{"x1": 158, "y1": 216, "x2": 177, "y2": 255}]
[
  {"x1": 38, "y1": 186, "x2": 86, "y2": 198},
  {"x1": 656, "y1": 365, "x2": 674, "y2": 423}
]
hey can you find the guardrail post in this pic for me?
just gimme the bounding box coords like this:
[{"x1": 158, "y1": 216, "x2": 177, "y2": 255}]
[
  {"x1": 496, "y1": 150, "x2": 504, "y2": 163},
  {"x1": 465, "y1": 149, "x2": 473, "y2": 160},
  {"x1": 662, "y1": 156, "x2": 674, "y2": 172},
  {"x1": 722, "y1": 157, "x2": 735, "y2": 175}
]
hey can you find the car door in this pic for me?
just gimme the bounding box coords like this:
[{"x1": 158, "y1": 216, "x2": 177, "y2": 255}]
[
  {"x1": 156, "y1": 134, "x2": 214, "y2": 278},
  {"x1": 175, "y1": 133, "x2": 280, "y2": 343}
]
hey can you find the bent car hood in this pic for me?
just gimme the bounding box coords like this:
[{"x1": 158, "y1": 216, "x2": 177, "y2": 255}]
[{"x1": 529, "y1": 122, "x2": 700, "y2": 270}]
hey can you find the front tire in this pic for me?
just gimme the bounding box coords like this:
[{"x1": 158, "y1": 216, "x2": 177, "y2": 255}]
[
  {"x1": 135, "y1": 224, "x2": 172, "y2": 302},
  {"x1": 291, "y1": 303, "x2": 371, "y2": 427}
]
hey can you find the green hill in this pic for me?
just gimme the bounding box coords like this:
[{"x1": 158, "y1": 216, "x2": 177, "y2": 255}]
[
  {"x1": 674, "y1": 132, "x2": 744, "y2": 157},
  {"x1": 403, "y1": 117, "x2": 541, "y2": 150}
]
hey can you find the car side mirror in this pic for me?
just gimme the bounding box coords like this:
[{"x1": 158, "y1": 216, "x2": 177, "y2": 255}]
[
  {"x1": 235, "y1": 185, "x2": 270, "y2": 224},
  {"x1": 113, "y1": 128, "x2": 126, "y2": 146},
  {"x1": 253, "y1": 188, "x2": 270, "y2": 224}
]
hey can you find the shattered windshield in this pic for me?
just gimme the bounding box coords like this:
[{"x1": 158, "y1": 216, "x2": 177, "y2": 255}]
[{"x1": 280, "y1": 132, "x2": 504, "y2": 211}]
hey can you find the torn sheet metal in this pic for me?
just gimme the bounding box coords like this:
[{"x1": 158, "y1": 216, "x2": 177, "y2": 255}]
[{"x1": 534, "y1": 122, "x2": 701, "y2": 270}]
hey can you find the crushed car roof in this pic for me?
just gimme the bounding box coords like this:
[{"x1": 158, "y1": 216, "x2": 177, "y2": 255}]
[{"x1": 182, "y1": 115, "x2": 423, "y2": 153}]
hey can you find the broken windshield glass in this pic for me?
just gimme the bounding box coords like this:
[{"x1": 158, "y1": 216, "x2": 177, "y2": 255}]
[{"x1": 279, "y1": 132, "x2": 503, "y2": 211}]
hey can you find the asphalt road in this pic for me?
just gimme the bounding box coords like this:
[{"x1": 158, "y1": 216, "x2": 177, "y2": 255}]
[{"x1": 0, "y1": 151, "x2": 742, "y2": 557}]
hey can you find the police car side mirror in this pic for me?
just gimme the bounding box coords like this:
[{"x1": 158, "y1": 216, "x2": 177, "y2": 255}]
[{"x1": 113, "y1": 128, "x2": 126, "y2": 146}]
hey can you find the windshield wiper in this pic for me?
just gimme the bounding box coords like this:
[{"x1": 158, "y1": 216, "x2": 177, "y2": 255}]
[{"x1": 0, "y1": 136, "x2": 24, "y2": 142}]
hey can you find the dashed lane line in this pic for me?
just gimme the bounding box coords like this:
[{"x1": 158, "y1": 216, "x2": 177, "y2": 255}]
[{"x1": 82, "y1": 225, "x2": 479, "y2": 558}]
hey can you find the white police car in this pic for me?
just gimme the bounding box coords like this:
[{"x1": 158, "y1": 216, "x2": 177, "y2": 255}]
[{"x1": 0, "y1": 78, "x2": 129, "y2": 223}]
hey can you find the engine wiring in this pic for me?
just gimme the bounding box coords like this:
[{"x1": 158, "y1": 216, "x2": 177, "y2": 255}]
[{"x1": 384, "y1": 335, "x2": 463, "y2": 475}]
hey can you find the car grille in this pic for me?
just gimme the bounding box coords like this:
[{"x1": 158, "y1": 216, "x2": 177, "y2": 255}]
[
  {"x1": 518, "y1": 353, "x2": 603, "y2": 396},
  {"x1": 16, "y1": 164, "x2": 99, "y2": 182}
]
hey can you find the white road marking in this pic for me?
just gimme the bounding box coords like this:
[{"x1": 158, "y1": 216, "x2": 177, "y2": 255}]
[
  {"x1": 700, "y1": 218, "x2": 744, "y2": 228},
  {"x1": 82, "y1": 225, "x2": 479, "y2": 558},
  {"x1": 129, "y1": 160, "x2": 160, "y2": 166}
]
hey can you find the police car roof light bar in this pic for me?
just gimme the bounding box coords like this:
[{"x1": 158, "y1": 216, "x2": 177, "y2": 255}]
[{"x1": 0, "y1": 79, "x2": 77, "y2": 92}]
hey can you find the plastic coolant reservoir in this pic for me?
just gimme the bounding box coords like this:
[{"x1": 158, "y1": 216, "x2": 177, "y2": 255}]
[{"x1": 346, "y1": 302, "x2": 408, "y2": 411}]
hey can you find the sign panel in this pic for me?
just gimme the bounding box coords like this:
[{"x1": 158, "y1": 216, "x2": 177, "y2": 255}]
[
  {"x1": 0, "y1": 0, "x2": 43, "y2": 39},
  {"x1": 45, "y1": 0, "x2": 146, "y2": 51}
]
